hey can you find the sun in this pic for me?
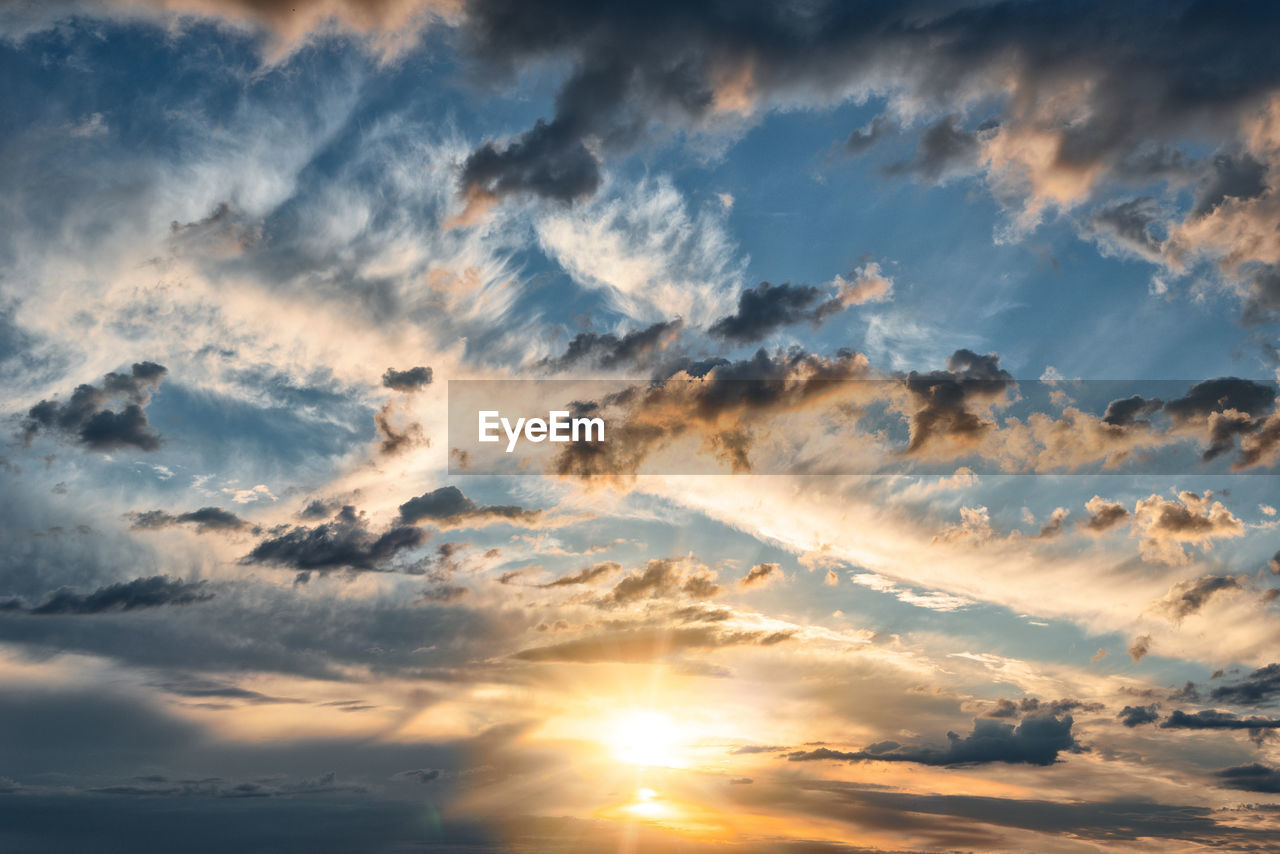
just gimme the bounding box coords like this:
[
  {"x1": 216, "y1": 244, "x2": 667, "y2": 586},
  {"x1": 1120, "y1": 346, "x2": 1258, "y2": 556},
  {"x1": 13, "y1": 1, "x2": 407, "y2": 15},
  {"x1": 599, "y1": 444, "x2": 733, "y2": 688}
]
[{"x1": 606, "y1": 710, "x2": 688, "y2": 768}]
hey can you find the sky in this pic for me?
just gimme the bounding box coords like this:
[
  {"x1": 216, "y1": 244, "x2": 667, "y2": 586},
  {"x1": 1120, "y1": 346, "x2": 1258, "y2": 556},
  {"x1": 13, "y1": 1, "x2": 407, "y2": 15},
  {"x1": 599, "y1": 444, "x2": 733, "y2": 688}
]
[{"x1": 3, "y1": 1, "x2": 1280, "y2": 851}]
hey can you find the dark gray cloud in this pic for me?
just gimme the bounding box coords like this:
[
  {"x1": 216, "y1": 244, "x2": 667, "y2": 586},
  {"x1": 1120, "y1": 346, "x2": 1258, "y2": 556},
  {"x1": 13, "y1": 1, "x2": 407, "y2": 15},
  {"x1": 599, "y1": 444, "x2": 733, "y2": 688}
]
[
  {"x1": 395, "y1": 767, "x2": 443, "y2": 784},
  {"x1": 1118, "y1": 704, "x2": 1160, "y2": 727},
  {"x1": 1209, "y1": 663, "x2": 1280, "y2": 706},
  {"x1": 845, "y1": 114, "x2": 894, "y2": 155},
  {"x1": 148, "y1": 677, "x2": 301, "y2": 705},
  {"x1": 1051, "y1": 380, "x2": 1279, "y2": 467},
  {"x1": 788, "y1": 714, "x2": 1077, "y2": 767},
  {"x1": 536, "y1": 320, "x2": 683, "y2": 372},
  {"x1": 709, "y1": 282, "x2": 827, "y2": 343},
  {"x1": 420, "y1": 585, "x2": 469, "y2": 603},
  {"x1": 398, "y1": 486, "x2": 541, "y2": 528},
  {"x1": 885, "y1": 115, "x2": 985, "y2": 182},
  {"x1": 1, "y1": 576, "x2": 213, "y2": 615},
  {"x1": 904, "y1": 349, "x2": 1013, "y2": 454},
  {"x1": 458, "y1": 117, "x2": 601, "y2": 209},
  {"x1": 22, "y1": 362, "x2": 167, "y2": 451},
  {"x1": 381, "y1": 366, "x2": 433, "y2": 392},
  {"x1": 1165, "y1": 377, "x2": 1277, "y2": 460},
  {"x1": 1085, "y1": 197, "x2": 1166, "y2": 261},
  {"x1": 1160, "y1": 709, "x2": 1280, "y2": 730},
  {"x1": 1241, "y1": 264, "x2": 1280, "y2": 326},
  {"x1": 986, "y1": 697, "x2": 1101, "y2": 719},
  {"x1": 0, "y1": 572, "x2": 507, "y2": 683},
  {"x1": 242, "y1": 505, "x2": 426, "y2": 573},
  {"x1": 453, "y1": 0, "x2": 1280, "y2": 215},
  {"x1": 299, "y1": 498, "x2": 339, "y2": 520},
  {"x1": 1215, "y1": 763, "x2": 1280, "y2": 793},
  {"x1": 1089, "y1": 380, "x2": 1280, "y2": 467},
  {"x1": 1101, "y1": 395, "x2": 1163, "y2": 427},
  {"x1": 129, "y1": 507, "x2": 254, "y2": 534},
  {"x1": 1193, "y1": 151, "x2": 1268, "y2": 218}
]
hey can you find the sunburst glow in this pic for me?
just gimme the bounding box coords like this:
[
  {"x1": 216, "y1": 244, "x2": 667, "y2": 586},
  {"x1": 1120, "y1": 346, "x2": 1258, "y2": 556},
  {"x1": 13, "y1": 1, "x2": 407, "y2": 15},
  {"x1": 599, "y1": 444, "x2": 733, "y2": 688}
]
[{"x1": 607, "y1": 711, "x2": 689, "y2": 767}]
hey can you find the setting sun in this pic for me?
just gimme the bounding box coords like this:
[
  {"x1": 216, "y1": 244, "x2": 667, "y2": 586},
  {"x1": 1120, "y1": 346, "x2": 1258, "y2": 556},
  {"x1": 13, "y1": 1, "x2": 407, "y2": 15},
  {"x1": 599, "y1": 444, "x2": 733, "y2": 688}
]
[{"x1": 607, "y1": 711, "x2": 688, "y2": 768}]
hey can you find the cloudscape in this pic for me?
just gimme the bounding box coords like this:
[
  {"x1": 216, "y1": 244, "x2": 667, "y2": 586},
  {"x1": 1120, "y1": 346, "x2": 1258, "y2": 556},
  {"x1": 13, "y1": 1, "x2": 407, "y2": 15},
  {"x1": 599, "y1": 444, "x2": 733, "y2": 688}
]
[{"x1": 4, "y1": 2, "x2": 1280, "y2": 851}]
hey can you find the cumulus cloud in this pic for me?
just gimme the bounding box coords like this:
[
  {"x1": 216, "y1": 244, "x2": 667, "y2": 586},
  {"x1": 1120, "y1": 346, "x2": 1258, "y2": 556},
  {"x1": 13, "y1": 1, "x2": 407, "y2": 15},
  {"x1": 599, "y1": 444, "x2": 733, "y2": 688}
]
[
  {"x1": 1078, "y1": 496, "x2": 1130, "y2": 533},
  {"x1": 1132, "y1": 490, "x2": 1245, "y2": 564},
  {"x1": 904, "y1": 349, "x2": 1013, "y2": 457},
  {"x1": 1165, "y1": 378, "x2": 1277, "y2": 461},
  {"x1": 1035, "y1": 508, "x2": 1070, "y2": 539},
  {"x1": 22, "y1": 362, "x2": 167, "y2": 451}
]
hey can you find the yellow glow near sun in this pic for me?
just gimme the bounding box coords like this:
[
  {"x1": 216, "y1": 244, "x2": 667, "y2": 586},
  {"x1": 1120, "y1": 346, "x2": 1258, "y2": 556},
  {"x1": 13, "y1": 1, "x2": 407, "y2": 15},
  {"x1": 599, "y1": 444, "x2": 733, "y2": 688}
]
[
  {"x1": 625, "y1": 786, "x2": 668, "y2": 819},
  {"x1": 607, "y1": 710, "x2": 688, "y2": 767}
]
